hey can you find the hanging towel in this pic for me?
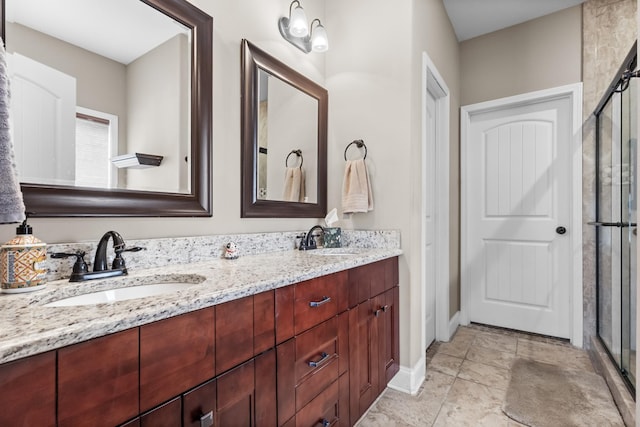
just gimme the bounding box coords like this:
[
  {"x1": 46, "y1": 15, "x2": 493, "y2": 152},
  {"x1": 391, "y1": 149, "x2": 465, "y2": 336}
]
[
  {"x1": 0, "y1": 38, "x2": 25, "y2": 224},
  {"x1": 283, "y1": 167, "x2": 306, "y2": 202},
  {"x1": 342, "y1": 159, "x2": 373, "y2": 214}
]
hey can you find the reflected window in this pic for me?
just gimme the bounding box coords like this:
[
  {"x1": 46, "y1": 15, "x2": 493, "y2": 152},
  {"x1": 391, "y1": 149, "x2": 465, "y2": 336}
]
[{"x1": 75, "y1": 108, "x2": 117, "y2": 188}]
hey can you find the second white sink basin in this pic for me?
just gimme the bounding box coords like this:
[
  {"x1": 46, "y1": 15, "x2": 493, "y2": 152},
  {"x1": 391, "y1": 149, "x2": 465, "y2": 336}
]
[
  {"x1": 306, "y1": 248, "x2": 361, "y2": 256},
  {"x1": 43, "y1": 282, "x2": 197, "y2": 307}
]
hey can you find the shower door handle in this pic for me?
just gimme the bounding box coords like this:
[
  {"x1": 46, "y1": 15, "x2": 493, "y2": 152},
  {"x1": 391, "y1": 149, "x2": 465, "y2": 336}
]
[{"x1": 587, "y1": 221, "x2": 635, "y2": 227}]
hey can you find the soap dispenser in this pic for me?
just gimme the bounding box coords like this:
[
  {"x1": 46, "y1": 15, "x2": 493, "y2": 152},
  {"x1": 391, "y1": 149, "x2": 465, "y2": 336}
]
[{"x1": 0, "y1": 215, "x2": 47, "y2": 293}]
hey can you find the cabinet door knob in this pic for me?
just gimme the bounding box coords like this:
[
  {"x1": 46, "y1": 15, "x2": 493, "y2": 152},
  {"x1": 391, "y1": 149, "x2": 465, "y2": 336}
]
[
  {"x1": 321, "y1": 417, "x2": 338, "y2": 426},
  {"x1": 309, "y1": 296, "x2": 331, "y2": 308},
  {"x1": 200, "y1": 411, "x2": 213, "y2": 427},
  {"x1": 381, "y1": 304, "x2": 390, "y2": 313},
  {"x1": 308, "y1": 352, "x2": 330, "y2": 368}
]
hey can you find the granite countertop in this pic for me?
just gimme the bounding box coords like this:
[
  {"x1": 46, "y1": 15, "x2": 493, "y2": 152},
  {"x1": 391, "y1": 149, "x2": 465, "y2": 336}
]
[{"x1": 0, "y1": 247, "x2": 401, "y2": 364}]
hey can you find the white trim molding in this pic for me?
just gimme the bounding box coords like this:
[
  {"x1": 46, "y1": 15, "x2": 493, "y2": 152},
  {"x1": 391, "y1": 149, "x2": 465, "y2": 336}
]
[
  {"x1": 421, "y1": 52, "x2": 451, "y2": 348},
  {"x1": 460, "y1": 83, "x2": 583, "y2": 347},
  {"x1": 449, "y1": 311, "x2": 460, "y2": 339},
  {"x1": 388, "y1": 356, "x2": 426, "y2": 396}
]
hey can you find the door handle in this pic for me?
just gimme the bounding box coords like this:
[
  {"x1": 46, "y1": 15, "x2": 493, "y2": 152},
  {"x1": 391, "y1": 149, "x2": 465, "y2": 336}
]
[{"x1": 556, "y1": 226, "x2": 567, "y2": 235}]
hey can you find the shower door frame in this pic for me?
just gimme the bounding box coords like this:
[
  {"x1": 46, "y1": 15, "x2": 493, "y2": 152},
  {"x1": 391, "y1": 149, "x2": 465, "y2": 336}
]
[{"x1": 594, "y1": 41, "x2": 637, "y2": 395}]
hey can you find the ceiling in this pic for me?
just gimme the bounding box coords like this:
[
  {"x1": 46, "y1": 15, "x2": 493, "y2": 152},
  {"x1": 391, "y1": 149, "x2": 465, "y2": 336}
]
[
  {"x1": 6, "y1": 0, "x2": 188, "y2": 65},
  {"x1": 443, "y1": 0, "x2": 587, "y2": 41}
]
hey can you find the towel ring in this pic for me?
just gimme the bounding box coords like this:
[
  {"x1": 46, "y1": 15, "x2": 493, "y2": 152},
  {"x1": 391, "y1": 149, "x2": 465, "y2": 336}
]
[
  {"x1": 344, "y1": 139, "x2": 367, "y2": 161},
  {"x1": 285, "y1": 149, "x2": 303, "y2": 168}
]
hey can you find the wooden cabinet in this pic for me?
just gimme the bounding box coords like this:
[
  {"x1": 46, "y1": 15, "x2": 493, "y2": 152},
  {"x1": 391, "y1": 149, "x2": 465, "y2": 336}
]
[
  {"x1": 377, "y1": 287, "x2": 400, "y2": 391},
  {"x1": 348, "y1": 258, "x2": 399, "y2": 425},
  {"x1": 0, "y1": 256, "x2": 398, "y2": 427},
  {"x1": 140, "y1": 307, "x2": 215, "y2": 412},
  {"x1": 58, "y1": 329, "x2": 139, "y2": 427},
  {"x1": 215, "y1": 291, "x2": 275, "y2": 375},
  {"x1": 0, "y1": 351, "x2": 55, "y2": 427},
  {"x1": 183, "y1": 349, "x2": 276, "y2": 427},
  {"x1": 276, "y1": 272, "x2": 351, "y2": 426}
]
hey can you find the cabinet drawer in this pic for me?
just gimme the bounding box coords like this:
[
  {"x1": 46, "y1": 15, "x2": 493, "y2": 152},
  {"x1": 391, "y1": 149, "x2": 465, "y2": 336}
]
[
  {"x1": 295, "y1": 318, "x2": 340, "y2": 411},
  {"x1": 295, "y1": 379, "x2": 338, "y2": 427},
  {"x1": 294, "y1": 273, "x2": 345, "y2": 335}
]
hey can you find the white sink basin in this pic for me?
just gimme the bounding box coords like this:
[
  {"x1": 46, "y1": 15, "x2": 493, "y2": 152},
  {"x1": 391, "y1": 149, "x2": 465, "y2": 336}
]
[
  {"x1": 43, "y1": 282, "x2": 196, "y2": 307},
  {"x1": 306, "y1": 248, "x2": 361, "y2": 256}
]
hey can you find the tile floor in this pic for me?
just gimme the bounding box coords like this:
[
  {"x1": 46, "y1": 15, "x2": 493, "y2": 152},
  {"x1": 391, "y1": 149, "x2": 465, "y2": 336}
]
[{"x1": 357, "y1": 324, "x2": 625, "y2": 426}]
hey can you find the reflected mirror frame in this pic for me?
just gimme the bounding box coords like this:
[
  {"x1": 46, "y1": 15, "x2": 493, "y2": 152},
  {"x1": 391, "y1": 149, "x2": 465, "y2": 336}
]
[
  {"x1": 241, "y1": 39, "x2": 327, "y2": 218},
  {"x1": 0, "y1": 0, "x2": 213, "y2": 217}
]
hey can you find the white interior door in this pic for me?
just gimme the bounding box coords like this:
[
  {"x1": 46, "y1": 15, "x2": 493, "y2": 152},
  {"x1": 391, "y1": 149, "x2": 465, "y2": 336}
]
[
  {"x1": 463, "y1": 92, "x2": 574, "y2": 339},
  {"x1": 7, "y1": 53, "x2": 76, "y2": 186},
  {"x1": 424, "y1": 90, "x2": 436, "y2": 347}
]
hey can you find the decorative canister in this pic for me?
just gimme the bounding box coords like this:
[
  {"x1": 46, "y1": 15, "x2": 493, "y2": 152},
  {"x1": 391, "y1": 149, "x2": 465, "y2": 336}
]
[
  {"x1": 0, "y1": 218, "x2": 47, "y2": 293},
  {"x1": 323, "y1": 227, "x2": 342, "y2": 248}
]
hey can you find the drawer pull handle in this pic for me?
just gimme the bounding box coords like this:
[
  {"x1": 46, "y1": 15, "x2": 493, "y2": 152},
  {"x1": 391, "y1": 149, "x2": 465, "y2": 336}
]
[
  {"x1": 200, "y1": 411, "x2": 214, "y2": 427},
  {"x1": 321, "y1": 417, "x2": 338, "y2": 426},
  {"x1": 308, "y1": 352, "x2": 330, "y2": 368},
  {"x1": 309, "y1": 296, "x2": 331, "y2": 307}
]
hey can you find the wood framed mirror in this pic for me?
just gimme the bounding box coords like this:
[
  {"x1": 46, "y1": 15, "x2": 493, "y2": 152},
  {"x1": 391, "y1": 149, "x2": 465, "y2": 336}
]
[
  {"x1": 1, "y1": 0, "x2": 212, "y2": 217},
  {"x1": 241, "y1": 39, "x2": 327, "y2": 218}
]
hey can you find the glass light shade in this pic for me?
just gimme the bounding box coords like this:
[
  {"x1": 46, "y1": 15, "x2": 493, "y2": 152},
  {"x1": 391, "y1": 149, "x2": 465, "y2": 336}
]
[
  {"x1": 311, "y1": 24, "x2": 329, "y2": 52},
  {"x1": 289, "y1": 6, "x2": 309, "y2": 37}
]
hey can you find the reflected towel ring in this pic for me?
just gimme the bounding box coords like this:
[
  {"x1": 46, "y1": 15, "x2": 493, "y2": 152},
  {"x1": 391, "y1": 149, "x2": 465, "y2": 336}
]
[
  {"x1": 344, "y1": 139, "x2": 367, "y2": 161},
  {"x1": 285, "y1": 149, "x2": 303, "y2": 168}
]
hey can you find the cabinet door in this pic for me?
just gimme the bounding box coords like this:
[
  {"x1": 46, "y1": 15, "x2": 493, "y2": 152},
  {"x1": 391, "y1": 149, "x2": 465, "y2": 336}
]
[
  {"x1": 0, "y1": 351, "x2": 55, "y2": 426},
  {"x1": 140, "y1": 397, "x2": 182, "y2": 427},
  {"x1": 216, "y1": 295, "x2": 254, "y2": 374},
  {"x1": 217, "y1": 359, "x2": 256, "y2": 426},
  {"x1": 348, "y1": 299, "x2": 379, "y2": 425},
  {"x1": 58, "y1": 329, "x2": 139, "y2": 427},
  {"x1": 183, "y1": 378, "x2": 216, "y2": 427},
  {"x1": 140, "y1": 307, "x2": 215, "y2": 412},
  {"x1": 255, "y1": 349, "x2": 277, "y2": 426},
  {"x1": 376, "y1": 287, "x2": 400, "y2": 392}
]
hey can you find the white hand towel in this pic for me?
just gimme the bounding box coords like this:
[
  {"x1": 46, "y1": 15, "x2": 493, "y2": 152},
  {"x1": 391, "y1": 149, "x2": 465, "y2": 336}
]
[
  {"x1": 0, "y1": 37, "x2": 25, "y2": 224},
  {"x1": 342, "y1": 159, "x2": 373, "y2": 214},
  {"x1": 283, "y1": 167, "x2": 306, "y2": 202}
]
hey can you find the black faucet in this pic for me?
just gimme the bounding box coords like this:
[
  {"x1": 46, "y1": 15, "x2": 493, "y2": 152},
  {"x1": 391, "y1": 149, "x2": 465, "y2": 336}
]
[
  {"x1": 51, "y1": 231, "x2": 144, "y2": 282},
  {"x1": 299, "y1": 225, "x2": 325, "y2": 250}
]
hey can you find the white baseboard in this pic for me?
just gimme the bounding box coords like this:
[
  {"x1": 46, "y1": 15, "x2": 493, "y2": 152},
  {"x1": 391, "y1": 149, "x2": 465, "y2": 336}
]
[
  {"x1": 448, "y1": 311, "x2": 460, "y2": 339},
  {"x1": 387, "y1": 356, "x2": 426, "y2": 395}
]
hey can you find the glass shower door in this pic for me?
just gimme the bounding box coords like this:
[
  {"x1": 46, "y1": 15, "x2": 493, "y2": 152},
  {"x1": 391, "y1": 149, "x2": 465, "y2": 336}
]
[{"x1": 595, "y1": 62, "x2": 637, "y2": 392}]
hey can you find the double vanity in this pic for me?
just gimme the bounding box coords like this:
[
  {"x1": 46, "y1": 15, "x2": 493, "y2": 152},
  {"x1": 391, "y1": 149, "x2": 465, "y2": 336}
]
[{"x1": 0, "y1": 236, "x2": 401, "y2": 427}]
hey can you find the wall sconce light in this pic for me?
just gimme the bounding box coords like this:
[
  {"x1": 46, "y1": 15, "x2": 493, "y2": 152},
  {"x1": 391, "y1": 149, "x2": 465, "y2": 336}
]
[{"x1": 278, "y1": 0, "x2": 329, "y2": 53}]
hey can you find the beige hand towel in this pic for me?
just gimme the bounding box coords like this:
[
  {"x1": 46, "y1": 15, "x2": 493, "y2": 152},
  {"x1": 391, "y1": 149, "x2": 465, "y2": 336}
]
[
  {"x1": 342, "y1": 159, "x2": 373, "y2": 213},
  {"x1": 0, "y1": 37, "x2": 25, "y2": 224},
  {"x1": 283, "y1": 167, "x2": 306, "y2": 202}
]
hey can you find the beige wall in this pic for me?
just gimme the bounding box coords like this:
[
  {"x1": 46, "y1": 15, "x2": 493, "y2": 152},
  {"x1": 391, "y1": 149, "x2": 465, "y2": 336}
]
[
  {"x1": 126, "y1": 34, "x2": 189, "y2": 193},
  {"x1": 460, "y1": 6, "x2": 582, "y2": 106},
  {"x1": 6, "y1": 22, "x2": 128, "y2": 154}
]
